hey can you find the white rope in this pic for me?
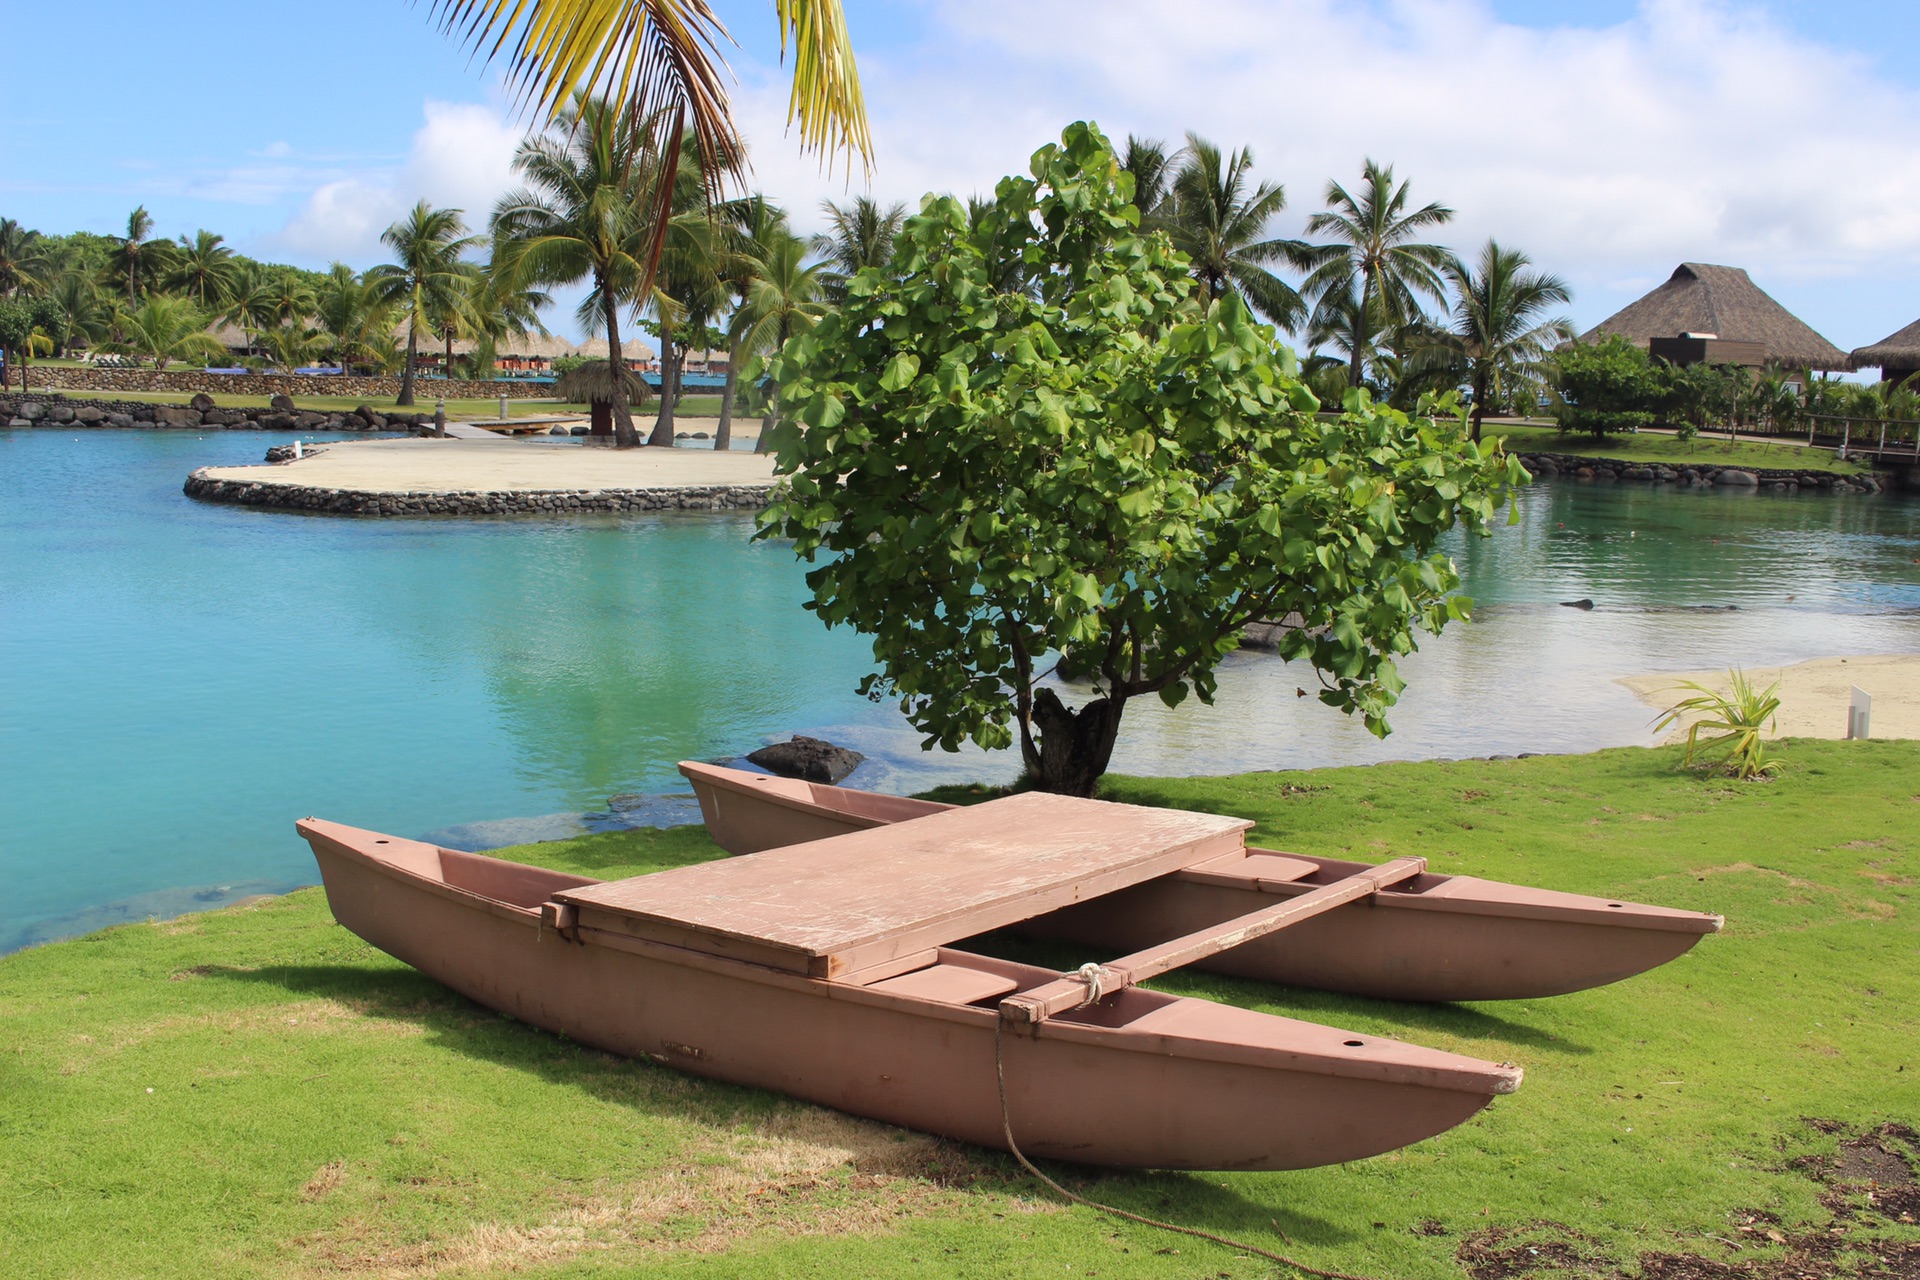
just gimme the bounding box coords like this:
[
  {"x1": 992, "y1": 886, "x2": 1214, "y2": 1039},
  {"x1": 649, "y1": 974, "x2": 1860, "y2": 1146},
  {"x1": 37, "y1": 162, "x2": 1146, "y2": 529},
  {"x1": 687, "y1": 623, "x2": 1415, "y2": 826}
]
[{"x1": 1074, "y1": 962, "x2": 1109, "y2": 1007}]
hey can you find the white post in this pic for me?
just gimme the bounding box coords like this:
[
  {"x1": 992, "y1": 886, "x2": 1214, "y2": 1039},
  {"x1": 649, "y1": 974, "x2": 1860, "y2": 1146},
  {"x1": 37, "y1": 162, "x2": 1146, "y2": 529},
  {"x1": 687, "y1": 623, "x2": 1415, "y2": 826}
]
[
  {"x1": 1848, "y1": 686, "x2": 1871, "y2": 740},
  {"x1": 498, "y1": 395, "x2": 509, "y2": 422},
  {"x1": 293, "y1": 440, "x2": 303, "y2": 459}
]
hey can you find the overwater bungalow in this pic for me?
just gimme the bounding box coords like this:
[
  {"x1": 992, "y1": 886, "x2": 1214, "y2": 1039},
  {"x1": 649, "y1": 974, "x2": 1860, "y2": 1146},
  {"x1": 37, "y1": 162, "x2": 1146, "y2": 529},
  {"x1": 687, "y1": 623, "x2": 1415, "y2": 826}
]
[
  {"x1": 1849, "y1": 319, "x2": 1920, "y2": 386},
  {"x1": 1581, "y1": 262, "x2": 1850, "y2": 378}
]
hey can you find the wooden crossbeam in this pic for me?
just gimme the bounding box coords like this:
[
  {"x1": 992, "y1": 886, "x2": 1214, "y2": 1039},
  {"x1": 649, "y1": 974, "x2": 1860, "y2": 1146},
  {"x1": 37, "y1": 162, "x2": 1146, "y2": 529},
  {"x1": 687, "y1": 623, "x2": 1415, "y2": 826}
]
[{"x1": 998, "y1": 856, "x2": 1427, "y2": 1026}]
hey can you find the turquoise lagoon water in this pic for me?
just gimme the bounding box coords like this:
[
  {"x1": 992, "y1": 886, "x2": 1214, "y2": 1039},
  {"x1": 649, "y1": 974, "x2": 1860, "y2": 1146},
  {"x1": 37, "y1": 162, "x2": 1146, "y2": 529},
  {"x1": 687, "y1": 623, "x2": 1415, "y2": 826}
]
[{"x1": 4, "y1": 428, "x2": 1919, "y2": 951}]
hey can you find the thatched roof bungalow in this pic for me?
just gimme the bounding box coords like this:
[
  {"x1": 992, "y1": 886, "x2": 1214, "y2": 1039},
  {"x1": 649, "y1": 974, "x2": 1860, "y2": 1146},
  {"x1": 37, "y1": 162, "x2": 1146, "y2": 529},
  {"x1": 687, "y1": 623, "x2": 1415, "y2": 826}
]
[
  {"x1": 1850, "y1": 319, "x2": 1920, "y2": 385},
  {"x1": 572, "y1": 336, "x2": 658, "y2": 364},
  {"x1": 1580, "y1": 263, "x2": 1850, "y2": 372}
]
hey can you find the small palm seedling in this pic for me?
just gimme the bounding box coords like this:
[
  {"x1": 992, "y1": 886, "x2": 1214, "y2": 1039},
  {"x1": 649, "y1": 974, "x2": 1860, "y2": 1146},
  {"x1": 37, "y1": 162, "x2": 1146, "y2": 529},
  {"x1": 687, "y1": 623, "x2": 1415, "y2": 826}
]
[{"x1": 1653, "y1": 668, "x2": 1783, "y2": 780}]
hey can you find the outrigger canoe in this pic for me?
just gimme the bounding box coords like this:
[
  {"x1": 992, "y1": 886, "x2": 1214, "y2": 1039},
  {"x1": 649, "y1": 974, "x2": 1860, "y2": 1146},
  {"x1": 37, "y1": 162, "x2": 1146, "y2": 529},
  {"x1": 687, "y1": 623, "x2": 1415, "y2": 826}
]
[
  {"x1": 298, "y1": 791, "x2": 1524, "y2": 1171},
  {"x1": 680, "y1": 761, "x2": 1723, "y2": 1002}
]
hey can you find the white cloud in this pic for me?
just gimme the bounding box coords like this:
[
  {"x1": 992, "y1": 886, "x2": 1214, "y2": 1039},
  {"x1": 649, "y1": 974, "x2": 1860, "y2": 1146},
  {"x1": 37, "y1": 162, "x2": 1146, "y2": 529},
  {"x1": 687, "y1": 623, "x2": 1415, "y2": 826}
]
[
  {"x1": 276, "y1": 101, "x2": 524, "y2": 263},
  {"x1": 728, "y1": 0, "x2": 1920, "y2": 339}
]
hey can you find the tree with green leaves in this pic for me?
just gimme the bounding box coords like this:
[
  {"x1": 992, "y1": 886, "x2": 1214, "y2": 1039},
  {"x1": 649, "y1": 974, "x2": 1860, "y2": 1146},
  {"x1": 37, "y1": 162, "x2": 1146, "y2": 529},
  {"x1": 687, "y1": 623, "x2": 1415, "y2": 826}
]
[
  {"x1": 40, "y1": 270, "x2": 112, "y2": 357},
  {"x1": 1298, "y1": 160, "x2": 1456, "y2": 388},
  {"x1": 99, "y1": 295, "x2": 226, "y2": 370},
  {"x1": 1417, "y1": 240, "x2": 1573, "y2": 441},
  {"x1": 711, "y1": 195, "x2": 789, "y2": 451},
  {"x1": 492, "y1": 96, "x2": 656, "y2": 446},
  {"x1": 1554, "y1": 335, "x2": 1659, "y2": 439},
  {"x1": 1120, "y1": 135, "x2": 1174, "y2": 225},
  {"x1": 811, "y1": 195, "x2": 906, "y2": 304},
  {"x1": 366, "y1": 201, "x2": 482, "y2": 406},
  {"x1": 1163, "y1": 133, "x2": 1305, "y2": 330},
  {"x1": 759, "y1": 122, "x2": 1520, "y2": 796},
  {"x1": 727, "y1": 219, "x2": 826, "y2": 452},
  {"x1": 0, "y1": 219, "x2": 49, "y2": 297},
  {"x1": 165, "y1": 231, "x2": 241, "y2": 308}
]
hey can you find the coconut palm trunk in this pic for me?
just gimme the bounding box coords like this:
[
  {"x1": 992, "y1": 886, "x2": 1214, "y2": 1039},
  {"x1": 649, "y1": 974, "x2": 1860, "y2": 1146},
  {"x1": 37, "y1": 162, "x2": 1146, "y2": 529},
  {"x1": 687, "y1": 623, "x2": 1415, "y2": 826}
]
[
  {"x1": 399, "y1": 320, "x2": 420, "y2": 406},
  {"x1": 714, "y1": 335, "x2": 740, "y2": 451},
  {"x1": 649, "y1": 327, "x2": 677, "y2": 447},
  {"x1": 603, "y1": 296, "x2": 641, "y2": 449}
]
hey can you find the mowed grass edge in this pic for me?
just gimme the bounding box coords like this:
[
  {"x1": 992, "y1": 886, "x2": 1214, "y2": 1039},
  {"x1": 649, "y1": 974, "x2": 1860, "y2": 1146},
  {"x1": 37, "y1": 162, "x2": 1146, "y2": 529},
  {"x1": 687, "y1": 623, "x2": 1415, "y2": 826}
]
[{"x1": 0, "y1": 740, "x2": 1913, "y2": 1278}]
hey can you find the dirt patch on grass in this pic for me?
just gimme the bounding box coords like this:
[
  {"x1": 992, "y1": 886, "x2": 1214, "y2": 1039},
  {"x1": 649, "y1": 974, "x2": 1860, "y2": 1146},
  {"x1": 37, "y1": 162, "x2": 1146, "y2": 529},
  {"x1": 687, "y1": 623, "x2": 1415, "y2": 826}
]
[
  {"x1": 296, "y1": 1101, "x2": 1028, "y2": 1277},
  {"x1": 1463, "y1": 1123, "x2": 1920, "y2": 1280}
]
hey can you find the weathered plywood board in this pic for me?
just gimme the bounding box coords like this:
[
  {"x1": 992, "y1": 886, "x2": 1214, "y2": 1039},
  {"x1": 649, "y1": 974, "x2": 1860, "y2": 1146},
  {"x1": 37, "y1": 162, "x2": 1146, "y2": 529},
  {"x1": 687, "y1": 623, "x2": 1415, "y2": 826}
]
[{"x1": 559, "y1": 791, "x2": 1250, "y2": 976}]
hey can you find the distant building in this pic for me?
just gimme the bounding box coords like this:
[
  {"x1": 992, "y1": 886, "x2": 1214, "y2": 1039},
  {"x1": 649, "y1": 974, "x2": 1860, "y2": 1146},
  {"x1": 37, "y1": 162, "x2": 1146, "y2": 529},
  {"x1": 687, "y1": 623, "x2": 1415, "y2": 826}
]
[
  {"x1": 1849, "y1": 319, "x2": 1920, "y2": 386},
  {"x1": 1580, "y1": 263, "x2": 1850, "y2": 375}
]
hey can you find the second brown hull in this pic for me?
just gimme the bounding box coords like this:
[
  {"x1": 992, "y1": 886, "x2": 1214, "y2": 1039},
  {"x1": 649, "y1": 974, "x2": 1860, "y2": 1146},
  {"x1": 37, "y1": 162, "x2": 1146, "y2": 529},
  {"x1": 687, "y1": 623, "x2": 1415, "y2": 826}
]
[{"x1": 681, "y1": 763, "x2": 1720, "y2": 1002}]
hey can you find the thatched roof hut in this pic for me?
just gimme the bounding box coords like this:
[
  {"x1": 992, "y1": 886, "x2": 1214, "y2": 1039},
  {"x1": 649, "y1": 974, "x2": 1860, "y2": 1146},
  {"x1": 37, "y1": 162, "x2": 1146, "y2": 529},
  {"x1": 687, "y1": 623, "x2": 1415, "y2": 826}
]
[
  {"x1": 1581, "y1": 263, "x2": 1850, "y2": 371},
  {"x1": 573, "y1": 336, "x2": 657, "y2": 363},
  {"x1": 1849, "y1": 318, "x2": 1920, "y2": 381}
]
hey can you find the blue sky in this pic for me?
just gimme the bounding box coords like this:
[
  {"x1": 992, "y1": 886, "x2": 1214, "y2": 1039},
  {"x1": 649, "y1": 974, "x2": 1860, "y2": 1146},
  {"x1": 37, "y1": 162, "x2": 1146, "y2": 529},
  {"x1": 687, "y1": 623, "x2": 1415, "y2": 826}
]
[{"x1": 5, "y1": 0, "x2": 1918, "y2": 348}]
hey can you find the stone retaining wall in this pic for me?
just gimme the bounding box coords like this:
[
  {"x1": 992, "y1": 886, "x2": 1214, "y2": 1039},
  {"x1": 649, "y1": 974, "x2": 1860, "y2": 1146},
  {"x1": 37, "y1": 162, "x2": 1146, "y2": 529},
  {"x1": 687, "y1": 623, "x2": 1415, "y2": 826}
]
[
  {"x1": 3, "y1": 392, "x2": 431, "y2": 433},
  {"x1": 1514, "y1": 451, "x2": 1883, "y2": 495},
  {"x1": 4, "y1": 367, "x2": 551, "y2": 399},
  {"x1": 183, "y1": 471, "x2": 773, "y2": 516}
]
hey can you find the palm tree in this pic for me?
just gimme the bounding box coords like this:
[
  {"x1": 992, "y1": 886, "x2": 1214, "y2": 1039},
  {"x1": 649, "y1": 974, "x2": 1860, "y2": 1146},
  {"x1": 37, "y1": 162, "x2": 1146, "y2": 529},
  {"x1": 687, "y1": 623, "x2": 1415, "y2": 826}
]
[
  {"x1": 42, "y1": 270, "x2": 112, "y2": 356},
  {"x1": 811, "y1": 195, "x2": 905, "y2": 303},
  {"x1": 491, "y1": 96, "x2": 656, "y2": 447},
  {"x1": 713, "y1": 195, "x2": 788, "y2": 451},
  {"x1": 165, "y1": 231, "x2": 241, "y2": 309},
  {"x1": 1163, "y1": 133, "x2": 1304, "y2": 331},
  {"x1": 1121, "y1": 135, "x2": 1174, "y2": 224},
  {"x1": 314, "y1": 263, "x2": 392, "y2": 374},
  {"x1": 0, "y1": 219, "x2": 48, "y2": 297},
  {"x1": 1418, "y1": 240, "x2": 1573, "y2": 441},
  {"x1": 258, "y1": 323, "x2": 325, "y2": 371},
  {"x1": 222, "y1": 263, "x2": 278, "y2": 356},
  {"x1": 463, "y1": 269, "x2": 553, "y2": 378},
  {"x1": 365, "y1": 201, "x2": 483, "y2": 406},
  {"x1": 729, "y1": 227, "x2": 827, "y2": 453},
  {"x1": 1298, "y1": 160, "x2": 1456, "y2": 388},
  {"x1": 109, "y1": 206, "x2": 166, "y2": 306},
  {"x1": 1304, "y1": 278, "x2": 1388, "y2": 394},
  {"x1": 648, "y1": 149, "x2": 739, "y2": 447},
  {"x1": 100, "y1": 295, "x2": 226, "y2": 370},
  {"x1": 428, "y1": 0, "x2": 871, "y2": 296}
]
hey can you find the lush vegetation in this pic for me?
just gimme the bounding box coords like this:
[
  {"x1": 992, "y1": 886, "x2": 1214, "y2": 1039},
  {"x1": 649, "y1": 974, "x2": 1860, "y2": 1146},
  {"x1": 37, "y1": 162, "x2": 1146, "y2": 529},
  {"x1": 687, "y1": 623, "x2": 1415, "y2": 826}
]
[
  {"x1": 2, "y1": 740, "x2": 1913, "y2": 1278},
  {"x1": 1490, "y1": 421, "x2": 1872, "y2": 474},
  {"x1": 761, "y1": 124, "x2": 1524, "y2": 796},
  {"x1": 1546, "y1": 333, "x2": 1916, "y2": 444}
]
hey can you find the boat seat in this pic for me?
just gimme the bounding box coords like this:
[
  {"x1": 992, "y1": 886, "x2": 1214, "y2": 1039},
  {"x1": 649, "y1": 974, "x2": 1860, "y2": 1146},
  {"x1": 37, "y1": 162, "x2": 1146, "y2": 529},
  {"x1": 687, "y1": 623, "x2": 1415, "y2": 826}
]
[{"x1": 868, "y1": 963, "x2": 1019, "y2": 1006}]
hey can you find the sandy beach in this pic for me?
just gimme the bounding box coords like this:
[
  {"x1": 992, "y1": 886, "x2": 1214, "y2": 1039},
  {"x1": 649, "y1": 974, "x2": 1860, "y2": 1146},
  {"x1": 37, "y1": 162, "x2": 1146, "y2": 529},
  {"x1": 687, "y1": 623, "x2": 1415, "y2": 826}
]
[
  {"x1": 1619, "y1": 653, "x2": 1920, "y2": 741},
  {"x1": 195, "y1": 429, "x2": 777, "y2": 495}
]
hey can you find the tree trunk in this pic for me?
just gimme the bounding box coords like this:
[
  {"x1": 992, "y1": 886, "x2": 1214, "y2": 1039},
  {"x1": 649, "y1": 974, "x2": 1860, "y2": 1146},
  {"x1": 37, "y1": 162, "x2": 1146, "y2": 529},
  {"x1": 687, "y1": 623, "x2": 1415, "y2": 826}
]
[
  {"x1": 649, "y1": 327, "x2": 678, "y2": 447},
  {"x1": 1024, "y1": 687, "x2": 1126, "y2": 798},
  {"x1": 1348, "y1": 273, "x2": 1372, "y2": 389},
  {"x1": 605, "y1": 299, "x2": 640, "y2": 449},
  {"x1": 1470, "y1": 364, "x2": 1488, "y2": 443},
  {"x1": 445, "y1": 330, "x2": 454, "y2": 383},
  {"x1": 715, "y1": 335, "x2": 741, "y2": 452},
  {"x1": 397, "y1": 320, "x2": 419, "y2": 406}
]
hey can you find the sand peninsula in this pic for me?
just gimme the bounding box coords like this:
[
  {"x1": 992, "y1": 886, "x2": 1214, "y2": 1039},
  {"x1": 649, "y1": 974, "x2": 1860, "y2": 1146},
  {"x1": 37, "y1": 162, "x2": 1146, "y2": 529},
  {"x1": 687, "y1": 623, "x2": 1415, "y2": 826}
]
[{"x1": 184, "y1": 425, "x2": 780, "y2": 516}]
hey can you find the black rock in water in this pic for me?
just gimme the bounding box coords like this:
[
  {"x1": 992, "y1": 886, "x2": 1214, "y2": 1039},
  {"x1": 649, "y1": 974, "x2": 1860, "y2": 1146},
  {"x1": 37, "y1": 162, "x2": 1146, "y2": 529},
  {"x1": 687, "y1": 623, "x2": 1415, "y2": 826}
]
[
  {"x1": 1561, "y1": 598, "x2": 1595, "y2": 610},
  {"x1": 747, "y1": 735, "x2": 866, "y2": 785}
]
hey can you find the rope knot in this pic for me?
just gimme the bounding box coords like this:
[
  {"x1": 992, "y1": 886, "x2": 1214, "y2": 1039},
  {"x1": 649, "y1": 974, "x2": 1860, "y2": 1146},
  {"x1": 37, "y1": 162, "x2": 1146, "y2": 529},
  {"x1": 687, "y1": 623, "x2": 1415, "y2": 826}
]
[{"x1": 1074, "y1": 962, "x2": 1109, "y2": 1007}]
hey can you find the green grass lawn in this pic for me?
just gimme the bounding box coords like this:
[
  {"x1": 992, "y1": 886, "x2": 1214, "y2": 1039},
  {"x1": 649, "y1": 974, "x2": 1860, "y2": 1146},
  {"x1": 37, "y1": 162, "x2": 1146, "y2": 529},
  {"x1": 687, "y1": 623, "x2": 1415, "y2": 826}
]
[
  {"x1": 2, "y1": 742, "x2": 1914, "y2": 1278},
  {"x1": 1490, "y1": 421, "x2": 1871, "y2": 476}
]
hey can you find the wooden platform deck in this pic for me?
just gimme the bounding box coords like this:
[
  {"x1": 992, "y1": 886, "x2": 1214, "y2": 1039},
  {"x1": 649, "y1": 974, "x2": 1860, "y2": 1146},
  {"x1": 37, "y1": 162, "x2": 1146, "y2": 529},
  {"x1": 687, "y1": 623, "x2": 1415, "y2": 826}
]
[{"x1": 557, "y1": 792, "x2": 1251, "y2": 979}]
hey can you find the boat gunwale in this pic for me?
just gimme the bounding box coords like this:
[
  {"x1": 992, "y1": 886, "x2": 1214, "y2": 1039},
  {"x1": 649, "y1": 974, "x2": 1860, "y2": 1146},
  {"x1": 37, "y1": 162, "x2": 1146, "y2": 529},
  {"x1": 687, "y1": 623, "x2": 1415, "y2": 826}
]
[
  {"x1": 302, "y1": 819, "x2": 1520, "y2": 1097},
  {"x1": 1176, "y1": 849, "x2": 1724, "y2": 935},
  {"x1": 679, "y1": 761, "x2": 946, "y2": 827}
]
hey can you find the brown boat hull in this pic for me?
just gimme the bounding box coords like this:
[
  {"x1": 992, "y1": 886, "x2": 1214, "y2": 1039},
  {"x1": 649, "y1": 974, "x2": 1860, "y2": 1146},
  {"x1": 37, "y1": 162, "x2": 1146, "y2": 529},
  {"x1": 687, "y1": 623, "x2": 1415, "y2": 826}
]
[
  {"x1": 680, "y1": 763, "x2": 1720, "y2": 1002},
  {"x1": 302, "y1": 821, "x2": 1517, "y2": 1172}
]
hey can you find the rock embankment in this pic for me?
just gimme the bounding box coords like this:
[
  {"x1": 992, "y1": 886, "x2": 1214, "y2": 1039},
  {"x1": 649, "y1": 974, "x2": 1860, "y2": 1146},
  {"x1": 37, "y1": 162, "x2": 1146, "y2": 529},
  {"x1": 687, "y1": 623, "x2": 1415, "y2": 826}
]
[
  {"x1": 182, "y1": 471, "x2": 772, "y2": 516},
  {"x1": 1514, "y1": 451, "x2": 1883, "y2": 494},
  {"x1": 3, "y1": 368, "x2": 549, "y2": 398},
  {"x1": 3, "y1": 393, "x2": 434, "y2": 433}
]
